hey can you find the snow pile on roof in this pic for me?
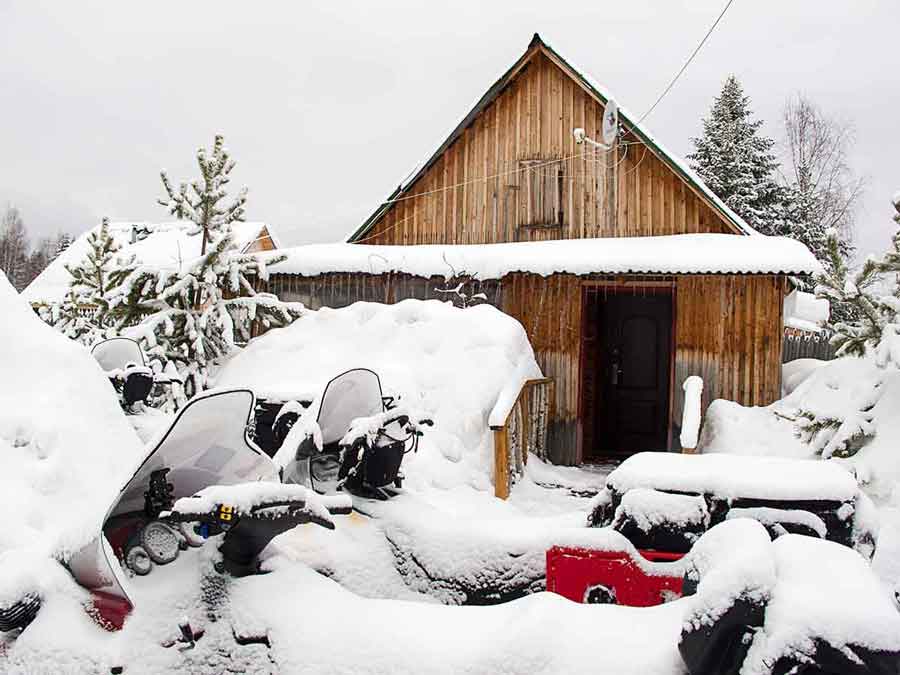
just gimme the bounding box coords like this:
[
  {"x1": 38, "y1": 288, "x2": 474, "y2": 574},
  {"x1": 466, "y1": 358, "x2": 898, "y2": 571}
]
[
  {"x1": 742, "y1": 535, "x2": 900, "y2": 674},
  {"x1": 215, "y1": 299, "x2": 542, "y2": 488},
  {"x1": 0, "y1": 274, "x2": 143, "y2": 559},
  {"x1": 21, "y1": 220, "x2": 273, "y2": 305},
  {"x1": 784, "y1": 289, "x2": 829, "y2": 332},
  {"x1": 268, "y1": 233, "x2": 820, "y2": 280},
  {"x1": 606, "y1": 451, "x2": 858, "y2": 502}
]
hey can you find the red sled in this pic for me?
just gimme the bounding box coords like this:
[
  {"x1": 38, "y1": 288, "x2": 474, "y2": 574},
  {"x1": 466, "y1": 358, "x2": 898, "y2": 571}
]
[{"x1": 546, "y1": 546, "x2": 684, "y2": 606}]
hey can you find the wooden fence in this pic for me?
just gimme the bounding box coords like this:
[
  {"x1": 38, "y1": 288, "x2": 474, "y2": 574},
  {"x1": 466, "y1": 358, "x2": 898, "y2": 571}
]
[
  {"x1": 782, "y1": 328, "x2": 837, "y2": 362},
  {"x1": 490, "y1": 378, "x2": 554, "y2": 499}
]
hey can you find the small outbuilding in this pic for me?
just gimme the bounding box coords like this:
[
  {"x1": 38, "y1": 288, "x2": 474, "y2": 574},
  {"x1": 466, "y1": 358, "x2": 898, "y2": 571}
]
[{"x1": 259, "y1": 35, "x2": 820, "y2": 465}]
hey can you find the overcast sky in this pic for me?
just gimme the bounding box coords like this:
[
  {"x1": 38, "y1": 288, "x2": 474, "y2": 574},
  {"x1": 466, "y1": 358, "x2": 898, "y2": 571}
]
[{"x1": 1, "y1": 1, "x2": 897, "y2": 258}]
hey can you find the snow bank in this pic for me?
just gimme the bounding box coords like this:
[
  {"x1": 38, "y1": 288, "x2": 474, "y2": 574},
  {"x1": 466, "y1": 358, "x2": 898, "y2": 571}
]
[
  {"x1": 703, "y1": 355, "x2": 900, "y2": 502},
  {"x1": 606, "y1": 452, "x2": 858, "y2": 502},
  {"x1": 781, "y1": 358, "x2": 826, "y2": 396},
  {"x1": 742, "y1": 535, "x2": 900, "y2": 674},
  {"x1": 216, "y1": 299, "x2": 542, "y2": 488},
  {"x1": 783, "y1": 290, "x2": 829, "y2": 332},
  {"x1": 0, "y1": 275, "x2": 143, "y2": 559},
  {"x1": 265, "y1": 233, "x2": 820, "y2": 280}
]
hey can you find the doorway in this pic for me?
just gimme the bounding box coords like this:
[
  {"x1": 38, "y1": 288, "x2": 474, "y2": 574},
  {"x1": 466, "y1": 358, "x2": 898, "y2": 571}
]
[{"x1": 580, "y1": 285, "x2": 674, "y2": 460}]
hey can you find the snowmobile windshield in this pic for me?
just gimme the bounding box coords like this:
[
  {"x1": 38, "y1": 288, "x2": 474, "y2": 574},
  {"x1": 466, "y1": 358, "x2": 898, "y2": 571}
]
[
  {"x1": 317, "y1": 369, "x2": 383, "y2": 446},
  {"x1": 91, "y1": 337, "x2": 145, "y2": 373},
  {"x1": 70, "y1": 389, "x2": 278, "y2": 601},
  {"x1": 106, "y1": 388, "x2": 278, "y2": 520}
]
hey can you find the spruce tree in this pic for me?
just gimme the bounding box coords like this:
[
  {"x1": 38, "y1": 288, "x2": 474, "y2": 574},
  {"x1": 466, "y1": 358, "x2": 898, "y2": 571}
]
[
  {"x1": 64, "y1": 218, "x2": 135, "y2": 321},
  {"x1": 107, "y1": 231, "x2": 304, "y2": 408},
  {"x1": 688, "y1": 76, "x2": 785, "y2": 234},
  {"x1": 41, "y1": 218, "x2": 136, "y2": 344},
  {"x1": 796, "y1": 193, "x2": 900, "y2": 458},
  {"x1": 108, "y1": 136, "x2": 302, "y2": 409},
  {"x1": 158, "y1": 134, "x2": 248, "y2": 255}
]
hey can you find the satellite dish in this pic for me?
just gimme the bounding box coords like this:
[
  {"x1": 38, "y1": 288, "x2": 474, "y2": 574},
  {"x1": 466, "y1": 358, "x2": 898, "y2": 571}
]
[{"x1": 601, "y1": 100, "x2": 619, "y2": 146}]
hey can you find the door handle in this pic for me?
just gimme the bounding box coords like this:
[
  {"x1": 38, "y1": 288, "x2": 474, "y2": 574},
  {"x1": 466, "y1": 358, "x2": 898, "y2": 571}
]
[{"x1": 611, "y1": 361, "x2": 621, "y2": 386}]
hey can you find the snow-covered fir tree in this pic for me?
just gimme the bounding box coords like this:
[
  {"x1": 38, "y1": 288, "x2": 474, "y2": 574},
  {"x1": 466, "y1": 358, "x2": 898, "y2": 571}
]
[
  {"x1": 688, "y1": 76, "x2": 786, "y2": 235},
  {"x1": 795, "y1": 192, "x2": 900, "y2": 458},
  {"x1": 158, "y1": 134, "x2": 248, "y2": 255},
  {"x1": 107, "y1": 230, "x2": 304, "y2": 408},
  {"x1": 108, "y1": 137, "x2": 302, "y2": 409},
  {"x1": 46, "y1": 218, "x2": 134, "y2": 344}
]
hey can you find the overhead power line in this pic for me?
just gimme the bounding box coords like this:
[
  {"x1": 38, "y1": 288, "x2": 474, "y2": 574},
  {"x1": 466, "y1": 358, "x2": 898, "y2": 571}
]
[{"x1": 634, "y1": 0, "x2": 737, "y2": 126}]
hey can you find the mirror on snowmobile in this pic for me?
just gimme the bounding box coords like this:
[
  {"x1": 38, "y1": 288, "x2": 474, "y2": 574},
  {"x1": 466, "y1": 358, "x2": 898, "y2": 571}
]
[
  {"x1": 91, "y1": 337, "x2": 146, "y2": 374},
  {"x1": 316, "y1": 369, "x2": 384, "y2": 447}
]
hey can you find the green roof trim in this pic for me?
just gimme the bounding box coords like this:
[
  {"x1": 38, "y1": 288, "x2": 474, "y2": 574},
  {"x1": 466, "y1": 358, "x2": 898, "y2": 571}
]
[{"x1": 348, "y1": 33, "x2": 752, "y2": 243}]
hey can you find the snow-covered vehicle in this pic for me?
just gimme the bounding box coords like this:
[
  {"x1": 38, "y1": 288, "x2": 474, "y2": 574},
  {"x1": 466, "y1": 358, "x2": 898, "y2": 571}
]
[
  {"x1": 588, "y1": 452, "x2": 872, "y2": 552},
  {"x1": 256, "y1": 368, "x2": 433, "y2": 499},
  {"x1": 91, "y1": 337, "x2": 179, "y2": 414},
  {"x1": 0, "y1": 388, "x2": 351, "y2": 637}
]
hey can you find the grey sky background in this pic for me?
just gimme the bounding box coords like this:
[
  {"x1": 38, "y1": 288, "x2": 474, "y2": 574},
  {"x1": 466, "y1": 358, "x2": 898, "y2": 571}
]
[{"x1": 1, "y1": 1, "x2": 896, "y2": 259}]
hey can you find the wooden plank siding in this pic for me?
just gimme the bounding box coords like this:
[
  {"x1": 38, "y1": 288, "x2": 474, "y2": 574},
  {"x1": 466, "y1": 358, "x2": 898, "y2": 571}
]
[
  {"x1": 261, "y1": 271, "x2": 786, "y2": 465},
  {"x1": 357, "y1": 52, "x2": 734, "y2": 246}
]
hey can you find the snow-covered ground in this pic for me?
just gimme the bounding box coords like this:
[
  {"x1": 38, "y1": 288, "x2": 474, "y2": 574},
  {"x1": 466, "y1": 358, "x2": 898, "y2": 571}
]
[{"x1": 3, "y1": 286, "x2": 899, "y2": 674}]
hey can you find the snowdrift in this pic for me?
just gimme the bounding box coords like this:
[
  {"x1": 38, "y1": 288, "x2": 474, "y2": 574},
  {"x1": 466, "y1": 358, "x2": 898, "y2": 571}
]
[
  {"x1": 0, "y1": 274, "x2": 143, "y2": 559},
  {"x1": 216, "y1": 299, "x2": 543, "y2": 489},
  {"x1": 701, "y1": 356, "x2": 900, "y2": 503}
]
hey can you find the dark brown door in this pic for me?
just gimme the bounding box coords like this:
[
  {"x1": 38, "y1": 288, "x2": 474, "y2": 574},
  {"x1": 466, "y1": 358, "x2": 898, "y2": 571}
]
[{"x1": 596, "y1": 293, "x2": 672, "y2": 454}]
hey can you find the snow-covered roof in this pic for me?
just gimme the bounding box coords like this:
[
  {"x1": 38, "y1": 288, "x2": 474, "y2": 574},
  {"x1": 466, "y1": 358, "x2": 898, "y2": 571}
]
[
  {"x1": 21, "y1": 221, "x2": 275, "y2": 305},
  {"x1": 783, "y1": 289, "x2": 829, "y2": 332},
  {"x1": 349, "y1": 33, "x2": 758, "y2": 242},
  {"x1": 264, "y1": 233, "x2": 820, "y2": 280}
]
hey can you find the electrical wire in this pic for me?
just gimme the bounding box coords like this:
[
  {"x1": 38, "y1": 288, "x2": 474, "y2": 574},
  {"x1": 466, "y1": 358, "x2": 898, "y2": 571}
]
[{"x1": 632, "y1": 0, "x2": 736, "y2": 126}]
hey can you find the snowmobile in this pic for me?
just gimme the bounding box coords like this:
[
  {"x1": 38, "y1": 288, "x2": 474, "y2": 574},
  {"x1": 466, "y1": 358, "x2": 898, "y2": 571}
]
[
  {"x1": 548, "y1": 451, "x2": 893, "y2": 675},
  {"x1": 254, "y1": 368, "x2": 433, "y2": 500},
  {"x1": 91, "y1": 337, "x2": 178, "y2": 414},
  {"x1": 0, "y1": 388, "x2": 352, "y2": 641}
]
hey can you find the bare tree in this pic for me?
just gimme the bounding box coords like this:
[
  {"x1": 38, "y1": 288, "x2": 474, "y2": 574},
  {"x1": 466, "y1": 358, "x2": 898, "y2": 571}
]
[
  {"x1": 0, "y1": 204, "x2": 30, "y2": 290},
  {"x1": 781, "y1": 94, "x2": 864, "y2": 248}
]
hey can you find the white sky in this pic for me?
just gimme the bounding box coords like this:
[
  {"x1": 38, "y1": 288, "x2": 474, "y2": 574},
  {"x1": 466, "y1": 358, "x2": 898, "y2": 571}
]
[{"x1": 1, "y1": 0, "x2": 897, "y2": 258}]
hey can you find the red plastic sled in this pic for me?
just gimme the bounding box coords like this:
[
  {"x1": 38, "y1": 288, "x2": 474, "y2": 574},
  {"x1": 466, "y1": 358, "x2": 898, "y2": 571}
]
[{"x1": 546, "y1": 546, "x2": 684, "y2": 606}]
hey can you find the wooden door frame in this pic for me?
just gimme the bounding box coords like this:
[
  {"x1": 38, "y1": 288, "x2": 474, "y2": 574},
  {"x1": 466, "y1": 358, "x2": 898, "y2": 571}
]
[{"x1": 576, "y1": 278, "x2": 677, "y2": 464}]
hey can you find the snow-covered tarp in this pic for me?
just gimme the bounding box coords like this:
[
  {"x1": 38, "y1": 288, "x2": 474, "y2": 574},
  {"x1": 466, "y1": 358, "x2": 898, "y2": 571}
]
[
  {"x1": 21, "y1": 220, "x2": 275, "y2": 305},
  {"x1": 783, "y1": 289, "x2": 829, "y2": 332},
  {"x1": 215, "y1": 299, "x2": 542, "y2": 488},
  {"x1": 264, "y1": 233, "x2": 820, "y2": 281}
]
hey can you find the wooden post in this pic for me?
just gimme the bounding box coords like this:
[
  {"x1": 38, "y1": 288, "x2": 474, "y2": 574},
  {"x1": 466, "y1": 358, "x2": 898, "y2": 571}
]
[{"x1": 494, "y1": 428, "x2": 510, "y2": 499}]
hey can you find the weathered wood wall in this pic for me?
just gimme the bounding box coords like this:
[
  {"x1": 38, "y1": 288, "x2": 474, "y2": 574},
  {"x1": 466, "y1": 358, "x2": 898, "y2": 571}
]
[
  {"x1": 359, "y1": 51, "x2": 736, "y2": 246},
  {"x1": 263, "y1": 271, "x2": 786, "y2": 465}
]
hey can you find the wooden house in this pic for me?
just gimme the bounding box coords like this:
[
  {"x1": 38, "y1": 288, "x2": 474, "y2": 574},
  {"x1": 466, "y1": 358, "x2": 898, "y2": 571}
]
[{"x1": 260, "y1": 35, "x2": 819, "y2": 467}]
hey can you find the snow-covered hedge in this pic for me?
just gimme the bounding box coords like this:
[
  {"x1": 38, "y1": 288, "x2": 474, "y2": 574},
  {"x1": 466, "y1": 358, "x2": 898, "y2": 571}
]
[{"x1": 216, "y1": 299, "x2": 542, "y2": 489}]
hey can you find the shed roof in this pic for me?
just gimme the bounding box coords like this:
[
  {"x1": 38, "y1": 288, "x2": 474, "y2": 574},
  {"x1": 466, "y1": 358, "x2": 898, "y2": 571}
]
[
  {"x1": 348, "y1": 33, "x2": 757, "y2": 243},
  {"x1": 21, "y1": 220, "x2": 275, "y2": 305},
  {"x1": 264, "y1": 234, "x2": 820, "y2": 280}
]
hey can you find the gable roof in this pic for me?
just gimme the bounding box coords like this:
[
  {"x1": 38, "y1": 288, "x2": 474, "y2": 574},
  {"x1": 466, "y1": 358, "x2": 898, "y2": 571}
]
[
  {"x1": 21, "y1": 220, "x2": 276, "y2": 305},
  {"x1": 348, "y1": 33, "x2": 757, "y2": 243}
]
